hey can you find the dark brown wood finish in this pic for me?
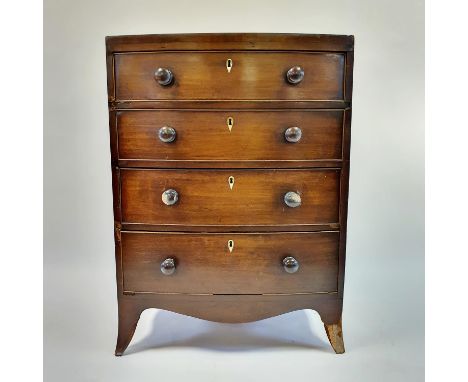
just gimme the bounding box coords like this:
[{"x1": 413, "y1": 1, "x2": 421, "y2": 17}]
[
  {"x1": 114, "y1": 291, "x2": 344, "y2": 355},
  {"x1": 338, "y1": 108, "x2": 352, "y2": 296},
  {"x1": 106, "y1": 33, "x2": 354, "y2": 54},
  {"x1": 111, "y1": 100, "x2": 351, "y2": 110},
  {"x1": 121, "y1": 232, "x2": 339, "y2": 294},
  {"x1": 120, "y1": 168, "x2": 340, "y2": 227},
  {"x1": 115, "y1": 52, "x2": 345, "y2": 101},
  {"x1": 106, "y1": 33, "x2": 354, "y2": 356},
  {"x1": 120, "y1": 222, "x2": 340, "y2": 233},
  {"x1": 117, "y1": 110, "x2": 344, "y2": 162},
  {"x1": 117, "y1": 159, "x2": 344, "y2": 169}
]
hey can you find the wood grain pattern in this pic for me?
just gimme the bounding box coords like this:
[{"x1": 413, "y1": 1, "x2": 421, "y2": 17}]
[
  {"x1": 117, "y1": 110, "x2": 343, "y2": 162},
  {"x1": 324, "y1": 318, "x2": 345, "y2": 354},
  {"x1": 111, "y1": 100, "x2": 351, "y2": 110},
  {"x1": 115, "y1": 238, "x2": 344, "y2": 323},
  {"x1": 105, "y1": 33, "x2": 354, "y2": 356},
  {"x1": 338, "y1": 109, "x2": 352, "y2": 295},
  {"x1": 121, "y1": 231, "x2": 339, "y2": 294},
  {"x1": 114, "y1": 291, "x2": 344, "y2": 354},
  {"x1": 120, "y1": 168, "x2": 340, "y2": 227},
  {"x1": 117, "y1": 159, "x2": 343, "y2": 169},
  {"x1": 120, "y1": 222, "x2": 340, "y2": 233},
  {"x1": 106, "y1": 33, "x2": 354, "y2": 54},
  {"x1": 115, "y1": 297, "x2": 143, "y2": 356},
  {"x1": 114, "y1": 52, "x2": 345, "y2": 101}
]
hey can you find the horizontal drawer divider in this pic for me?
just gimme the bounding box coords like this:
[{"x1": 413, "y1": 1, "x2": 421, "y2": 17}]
[
  {"x1": 110, "y1": 107, "x2": 351, "y2": 111},
  {"x1": 114, "y1": 49, "x2": 351, "y2": 54},
  {"x1": 110, "y1": 101, "x2": 351, "y2": 110},
  {"x1": 123, "y1": 291, "x2": 339, "y2": 296},
  {"x1": 117, "y1": 166, "x2": 343, "y2": 170},
  {"x1": 120, "y1": 230, "x2": 340, "y2": 234},
  {"x1": 117, "y1": 161, "x2": 344, "y2": 169},
  {"x1": 120, "y1": 224, "x2": 341, "y2": 233}
]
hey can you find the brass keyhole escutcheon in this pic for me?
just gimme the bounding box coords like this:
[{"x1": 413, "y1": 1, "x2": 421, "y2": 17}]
[
  {"x1": 228, "y1": 240, "x2": 234, "y2": 253},
  {"x1": 227, "y1": 116, "x2": 234, "y2": 132},
  {"x1": 226, "y1": 58, "x2": 233, "y2": 73},
  {"x1": 228, "y1": 176, "x2": 235, "y2": 190}
]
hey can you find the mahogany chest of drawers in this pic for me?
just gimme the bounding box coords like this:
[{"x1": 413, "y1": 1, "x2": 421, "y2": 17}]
[{"x1": 105, "y1": 33, "x2": 354, "y2": 355}]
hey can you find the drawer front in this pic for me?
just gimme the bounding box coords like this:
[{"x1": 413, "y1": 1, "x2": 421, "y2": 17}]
[
  {"x1": 114, "y1": 52, "x2": 345, "y2": 101},
  {"x1": 121, "y1": 169, "x2": 340, "y2": 227},
  {"x1": 121, "y1": 232, "x2": 339, "y2": 294},
  {"x1": 117, "y1": 110, "x2": 343, "y2": 162}
]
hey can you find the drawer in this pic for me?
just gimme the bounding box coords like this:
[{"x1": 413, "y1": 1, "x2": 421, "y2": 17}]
[
  {"x1": 121, "y1": 232, "x2": 339, "y2": 294},
  {"x1": 114, "y1": 52, "x2": 345, "y2": 101},
  {"x1": 120, "y1": 169, "x2": 340, "y2": 227},
  {"x1": 117, "y1": 110, "x2": 343, "y2": 162}
]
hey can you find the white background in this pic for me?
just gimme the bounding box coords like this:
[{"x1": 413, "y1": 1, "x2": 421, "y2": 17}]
[{"x1": 42, "y1": 0, "x2": 426, "y2": 380}]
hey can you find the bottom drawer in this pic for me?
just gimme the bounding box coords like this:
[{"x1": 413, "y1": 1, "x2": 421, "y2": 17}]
[{"x1": 121, "y1": 232, "x2": 339, "y2": 294}]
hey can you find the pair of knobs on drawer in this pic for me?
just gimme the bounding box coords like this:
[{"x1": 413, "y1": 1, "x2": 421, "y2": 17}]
[
  {"x1": 160, "y1": 256, "x2": 299, "y2": 276},
  {"x1": 154, "y1": 66, "x2": 305, "y2": 86},
  {"x1": 162, "y1": 189, "x2": 301, "y2": 207},
  {"x1": 158, "y1": 126, "x2": 302, "y2": 143}
]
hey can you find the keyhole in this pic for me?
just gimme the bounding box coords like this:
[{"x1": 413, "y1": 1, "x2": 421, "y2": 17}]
[
  {"x1": 228, "y1": 176, "x2": 235, "y2": 190},
  {"x1": 227, "y1": 117, "x2": 234, "y2": 132},
  {"x1": 226, "y1": 58, "x2": 233, "y2": 73},
  {"x1": 228, "y1": 240, "x2": 234, "y2": 253}
]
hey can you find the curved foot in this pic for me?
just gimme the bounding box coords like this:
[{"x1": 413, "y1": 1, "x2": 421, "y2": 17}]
[
  {"x1": 324, "y1": 318, "x2": 345, "y2": 354},
  {"x1": 115, "y1": 300, "x2": 144, "y2": 356}
]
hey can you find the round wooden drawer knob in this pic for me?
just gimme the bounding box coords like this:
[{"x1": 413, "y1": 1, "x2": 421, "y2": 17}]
[
  {"x1": 283, "y1": 256, "x2": 300, "y2": 273},
  {"x1": 154, "y1": 67, "x2": 174, "y2": 86},
  {"x1": 286, "y1": 66, "x2": 305, "y2": 84},
  {"x1": 160, "y1": 258, "x2": 176, "y2": 275},
  {"x1": 284, "y1": 191, "x2": 301, "y2": 208},
  {"x1": 284, "y1": 126, "x2": 302, "y2": 143},
  {"x1": 162, "y1": 189, "x2": 178, "y2": 206},
  {"x1": 158, "y1": 126, "x2": 177, "y2": 143}
]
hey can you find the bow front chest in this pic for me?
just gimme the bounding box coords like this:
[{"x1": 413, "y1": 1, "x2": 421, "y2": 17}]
[{"x1": 105, "y1": 33, "x2": 354, "y2": 355}]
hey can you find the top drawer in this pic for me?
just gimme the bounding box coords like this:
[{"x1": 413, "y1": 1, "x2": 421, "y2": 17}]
[{"x1": 114, "y1": 52, "x2": 345, "y2": 101}]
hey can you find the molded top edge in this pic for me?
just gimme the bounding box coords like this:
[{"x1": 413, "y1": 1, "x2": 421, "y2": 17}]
[{"x1": 105, "y1": 33, "x2": 354, "y2": 53}]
